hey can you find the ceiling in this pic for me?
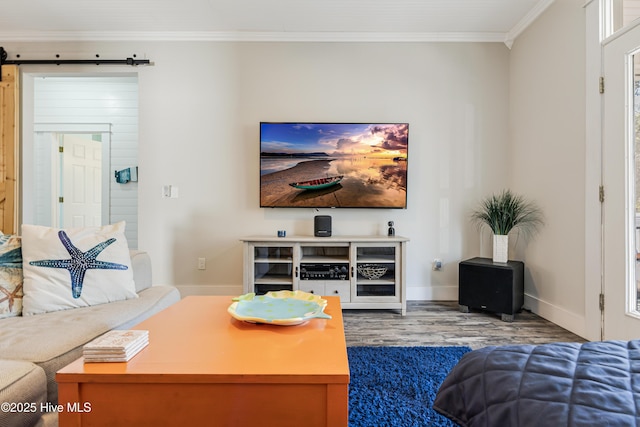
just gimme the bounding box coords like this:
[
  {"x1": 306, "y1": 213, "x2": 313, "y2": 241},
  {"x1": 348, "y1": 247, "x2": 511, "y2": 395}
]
[{"x1": 0, "y1": 0, "x2": 555, "y2": 46}]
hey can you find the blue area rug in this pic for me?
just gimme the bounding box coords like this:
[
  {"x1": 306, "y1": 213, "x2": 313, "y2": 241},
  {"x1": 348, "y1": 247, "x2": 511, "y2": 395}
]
[{"x1": 347, "y1": 346, "x2": 471, "y2": 427}]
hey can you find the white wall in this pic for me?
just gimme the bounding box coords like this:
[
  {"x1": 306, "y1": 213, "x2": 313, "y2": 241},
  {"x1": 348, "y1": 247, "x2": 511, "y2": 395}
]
[
  {"x1": 6, "y1": 40, "x2": 511, "y2": 299},
  {"x1": 509, "y1": 0, "x2": 587, "y2": 336}
]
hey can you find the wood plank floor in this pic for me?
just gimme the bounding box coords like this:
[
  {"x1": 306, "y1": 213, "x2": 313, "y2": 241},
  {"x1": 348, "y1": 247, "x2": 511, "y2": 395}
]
[{"x1": 343, "y1": 301, "x2": 586, "y2": 349}]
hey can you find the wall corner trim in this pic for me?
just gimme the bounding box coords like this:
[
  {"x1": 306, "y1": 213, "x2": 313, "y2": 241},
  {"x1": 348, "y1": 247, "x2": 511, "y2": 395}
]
[{"x1": 505, "y1": 0, "x2": 557, "y2": 48}]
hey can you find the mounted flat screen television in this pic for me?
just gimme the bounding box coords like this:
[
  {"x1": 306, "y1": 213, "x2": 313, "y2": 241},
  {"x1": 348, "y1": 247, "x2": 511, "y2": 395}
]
[{"x1": 260, "y1": 122, "x2": 408, "y2": 208}]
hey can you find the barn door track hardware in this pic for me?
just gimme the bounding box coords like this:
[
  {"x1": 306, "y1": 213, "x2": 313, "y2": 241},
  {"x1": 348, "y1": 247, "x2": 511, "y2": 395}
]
[{"x1": 0, "y1": 46, "x2": 150, "y2": 81}]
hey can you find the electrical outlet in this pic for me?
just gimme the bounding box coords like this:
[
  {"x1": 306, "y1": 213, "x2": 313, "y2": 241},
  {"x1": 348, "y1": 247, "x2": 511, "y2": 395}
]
[
  {"x1": 433, "y1": 259, "x2": 443, "y2": 271},
  {"x1": 197, "y1": 257, "x2": 206, "y2": 270}
]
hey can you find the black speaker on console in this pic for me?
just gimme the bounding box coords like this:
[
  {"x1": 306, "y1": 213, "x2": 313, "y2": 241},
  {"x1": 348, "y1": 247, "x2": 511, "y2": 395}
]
[{"x1": 314, "y1": 215, "x2": 332, "y2": 237}]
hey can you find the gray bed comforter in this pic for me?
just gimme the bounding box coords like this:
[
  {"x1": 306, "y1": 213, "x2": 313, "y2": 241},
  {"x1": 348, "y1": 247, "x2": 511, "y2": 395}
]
[{"x1": 433, "y1": 340, "x2": 640, "y2": 426}]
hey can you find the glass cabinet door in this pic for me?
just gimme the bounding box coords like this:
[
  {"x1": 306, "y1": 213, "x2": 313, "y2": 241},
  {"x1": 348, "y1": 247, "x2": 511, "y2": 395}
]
[
  {"x1": 352, "y1": 243, "x2": 400, "y2": 302},
  {"x1": 251, "y1": 245, "x2": 295, "y2": 295}
]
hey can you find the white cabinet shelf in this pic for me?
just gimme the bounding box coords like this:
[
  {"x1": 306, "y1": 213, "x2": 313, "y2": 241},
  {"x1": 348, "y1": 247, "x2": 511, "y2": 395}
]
[
  {"x1": 357, "y1": 256, "x2": 395, "y2": 263},
  {"x1": 254, "y1": 276, "x2": 293, "y2": 284},
  {"x1": 241, "y1": 235, "x2": 409, "y2": 315},
  {"x1": 300, "y1": 256, "x2": 349, "y2": 263}
]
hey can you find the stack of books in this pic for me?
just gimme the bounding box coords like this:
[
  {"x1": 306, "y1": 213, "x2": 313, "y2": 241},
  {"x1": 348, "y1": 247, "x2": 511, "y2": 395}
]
[{"x1": 83, "y1": 330, "x2": 149, "y2": 363}]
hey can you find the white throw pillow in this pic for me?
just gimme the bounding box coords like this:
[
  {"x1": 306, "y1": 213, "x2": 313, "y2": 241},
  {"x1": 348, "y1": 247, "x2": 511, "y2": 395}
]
[
  {"x1": 0, "y1": 234, "x2": 23, "y2": 318},
  {"x1": 22, "y1": 222, "x2": 137, "y2": 316}
]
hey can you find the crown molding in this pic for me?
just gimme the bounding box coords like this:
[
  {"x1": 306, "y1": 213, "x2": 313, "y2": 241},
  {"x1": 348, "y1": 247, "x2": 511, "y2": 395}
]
[
  {"x1": 504, "y1": 0, "x2": 556, "y2": 48},
  {"x1": 0, "y1": 30, "x2": 508, "y2": 44}
]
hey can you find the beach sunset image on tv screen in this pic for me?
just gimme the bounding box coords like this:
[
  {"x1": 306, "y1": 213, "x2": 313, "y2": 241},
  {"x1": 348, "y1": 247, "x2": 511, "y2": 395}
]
[{"x1": 260, "y1": 123, "x2": 408, "y2": 208}]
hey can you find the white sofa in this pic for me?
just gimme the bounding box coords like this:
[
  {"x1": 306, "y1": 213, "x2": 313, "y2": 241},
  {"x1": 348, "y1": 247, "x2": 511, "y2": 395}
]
[{"x1": 0, "y1": 251, "x2": 180, "y2": 427}]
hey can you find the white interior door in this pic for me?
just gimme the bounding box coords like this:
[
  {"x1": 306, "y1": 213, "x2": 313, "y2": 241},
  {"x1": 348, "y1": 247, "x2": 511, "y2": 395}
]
[
  {"x1": 61, "y1": 134, "x2": 102, "y2": 228},
  {"x1": 33, "y1": 125, "x2": 111, "y2": 229},
  {"x1": 602, "y1": 21, "x2": 640, "y2": 340}
]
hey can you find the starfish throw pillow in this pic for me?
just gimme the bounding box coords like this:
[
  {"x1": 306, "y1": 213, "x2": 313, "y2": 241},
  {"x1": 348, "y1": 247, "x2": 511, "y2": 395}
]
[
  {"x1": 21, "y1": 222, "x2": 137, "y2": 316},
  {"x1": 0, "y1": 234, "x2": 23, "y2": 318}
]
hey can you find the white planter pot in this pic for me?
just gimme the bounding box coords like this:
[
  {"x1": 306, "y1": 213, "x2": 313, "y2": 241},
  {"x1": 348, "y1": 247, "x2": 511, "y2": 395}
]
[{"x1": 493, "y1": 234, "x2": 509, "y2": 263}]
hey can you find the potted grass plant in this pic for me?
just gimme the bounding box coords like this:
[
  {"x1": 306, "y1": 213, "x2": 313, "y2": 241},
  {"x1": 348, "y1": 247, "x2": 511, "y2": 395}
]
[{"x1": 471, "y1": 189, "x2": 543, "y2": 263}]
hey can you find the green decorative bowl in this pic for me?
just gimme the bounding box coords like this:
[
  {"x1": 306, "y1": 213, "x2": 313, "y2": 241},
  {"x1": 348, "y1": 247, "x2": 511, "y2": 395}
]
[{"x1": 228, "y1": 290, "x2": 332, "y2": 326}]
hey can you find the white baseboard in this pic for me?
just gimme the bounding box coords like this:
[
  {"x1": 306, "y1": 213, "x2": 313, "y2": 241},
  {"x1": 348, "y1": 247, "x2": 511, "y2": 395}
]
[
  {"x1": 176, "y1": 284, "x2": 243, "y2": 297},
  {"x1": 523, "y1": 294, "x2": 587, "y2": 339},
  {"x1": 407, "y1": 285, "x2": 458, "y2": 301}
]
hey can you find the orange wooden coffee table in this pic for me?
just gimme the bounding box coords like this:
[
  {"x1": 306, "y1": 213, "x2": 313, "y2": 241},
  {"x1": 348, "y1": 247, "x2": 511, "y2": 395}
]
[{"x1": 56, "y1": 296, "x2": 349, "y2": 427}]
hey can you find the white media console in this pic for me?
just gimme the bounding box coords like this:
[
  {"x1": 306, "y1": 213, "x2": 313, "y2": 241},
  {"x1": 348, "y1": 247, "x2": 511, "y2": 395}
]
[{"x1": 241, "y1": 235, "x2": 409, "y2": 315}]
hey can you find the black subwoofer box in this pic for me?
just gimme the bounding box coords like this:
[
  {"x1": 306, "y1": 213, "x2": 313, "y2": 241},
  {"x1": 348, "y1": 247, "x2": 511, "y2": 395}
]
[{"x1": 458, "y1": 257, "x2": 524, "y2": 318}]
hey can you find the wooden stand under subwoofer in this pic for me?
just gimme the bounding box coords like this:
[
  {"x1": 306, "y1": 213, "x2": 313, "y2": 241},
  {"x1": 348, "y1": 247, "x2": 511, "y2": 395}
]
[{"x1": 458, "y1": 257, "x2": 524, "y2": 322}]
